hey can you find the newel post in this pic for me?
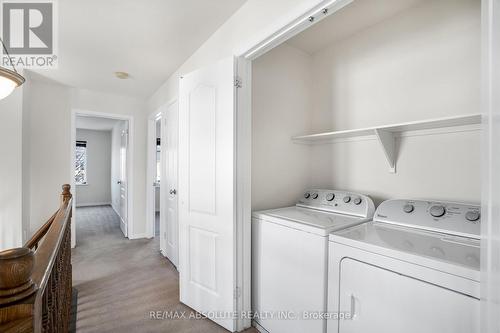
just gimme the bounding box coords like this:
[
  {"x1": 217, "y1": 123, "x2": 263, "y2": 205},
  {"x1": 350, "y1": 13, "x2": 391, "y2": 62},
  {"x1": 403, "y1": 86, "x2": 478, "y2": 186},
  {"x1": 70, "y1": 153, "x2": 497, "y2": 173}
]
[
  {"x1": 61, "y1": 184, "x2": 72, "y2": 205},
  {"x1": 0, "y1": 248, "x2": 36, "y2": 306}
]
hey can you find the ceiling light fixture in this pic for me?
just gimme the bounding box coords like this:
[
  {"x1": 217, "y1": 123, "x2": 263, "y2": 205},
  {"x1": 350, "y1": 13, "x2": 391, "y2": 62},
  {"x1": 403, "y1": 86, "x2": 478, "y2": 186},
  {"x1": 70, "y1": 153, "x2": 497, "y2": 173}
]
[
  {"x1": 0, "y1": 38, "x2": 25, "y2": 100},
  {"x1": 114, "y1": 71, "x2": 130, "y2": 80}
]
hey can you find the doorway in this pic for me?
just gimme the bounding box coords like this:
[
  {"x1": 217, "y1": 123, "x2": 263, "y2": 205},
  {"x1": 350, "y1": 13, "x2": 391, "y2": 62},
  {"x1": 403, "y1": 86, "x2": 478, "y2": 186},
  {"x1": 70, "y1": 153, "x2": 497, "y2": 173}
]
[
  {"x1": 71, "y1": 110, "x2": 134, "y2": 247},
  {"x1": 154, "y1": 116, "x2": 161, "y2": 241},
  {"x1": 147, "y1": 101, "x2": 179, "y2": 267}
]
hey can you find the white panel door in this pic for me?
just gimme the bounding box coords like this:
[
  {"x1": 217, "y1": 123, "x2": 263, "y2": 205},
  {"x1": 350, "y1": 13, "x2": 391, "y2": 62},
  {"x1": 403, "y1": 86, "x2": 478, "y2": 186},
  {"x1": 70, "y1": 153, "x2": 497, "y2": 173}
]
[
  {"x1": 337, "y1": 259, "x2": 479, "y2": 333},
  {"x1": 163, "y1": 101, "x2": 179, "y2": 267},
  {"x1": 119, "y1": 128, "x2": 128, "y2": 237},
  {"x1": 178, "y1": 57, "x2": 236, "y2": 331}
]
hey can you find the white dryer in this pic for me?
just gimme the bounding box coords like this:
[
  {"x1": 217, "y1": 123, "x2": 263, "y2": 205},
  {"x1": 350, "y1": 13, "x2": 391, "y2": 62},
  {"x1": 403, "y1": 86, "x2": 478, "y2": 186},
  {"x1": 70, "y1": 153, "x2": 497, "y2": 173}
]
[
  {"x1": 327, "y1": 199, "x2": 480, "y2": 333},
  {"x1": 252, "y1": 189, "x2": 375, "y2": 333}
]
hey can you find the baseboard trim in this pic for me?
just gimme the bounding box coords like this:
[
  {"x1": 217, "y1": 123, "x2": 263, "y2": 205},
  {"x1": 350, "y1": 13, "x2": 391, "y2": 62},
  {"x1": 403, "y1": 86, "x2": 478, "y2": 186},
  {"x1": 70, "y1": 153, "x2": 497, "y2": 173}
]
[
  {"x1": 252, "y1": 320, "x2": 269, "y2": 333},
  {"x1": 120, "y1": 220, "x2": 127, "y2": 237},
  {"x1": 111, "y1": 203, "x2": 120, "y2": 216},
  {"x1": 76, "y1": 202, "x2": 111, "y2": 207},
  {"x1": 128, "y1": 233, "x2": 150, "y2": 240}
]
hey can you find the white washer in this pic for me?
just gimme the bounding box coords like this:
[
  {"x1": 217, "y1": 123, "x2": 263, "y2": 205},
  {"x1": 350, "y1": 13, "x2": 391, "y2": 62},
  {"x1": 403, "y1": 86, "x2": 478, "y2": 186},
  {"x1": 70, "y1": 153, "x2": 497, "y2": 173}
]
[
  {"x1": 327, "y1": 199, "x2": 480, "y2": 333},
  {"x1": 252, "y1": 189, "x2": 375, "y2": 333}
]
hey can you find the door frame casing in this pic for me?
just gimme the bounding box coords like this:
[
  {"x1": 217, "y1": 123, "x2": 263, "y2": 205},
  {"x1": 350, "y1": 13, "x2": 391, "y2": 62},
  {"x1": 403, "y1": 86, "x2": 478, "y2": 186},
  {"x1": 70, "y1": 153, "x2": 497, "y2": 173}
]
[
  {"x1": 146, "y1": 99, "x2": 178, "y2": 258},
  {"x1": 163, "y1": 100, "x2": 180, "y2": 264},
  {"x1": 480, "y1": 0, "x2": 500, "y2": 331},
  {"x1": 234, "y1": 56, "x2": 252, "y2": 331},
  {"x1": 146, "y1": 108, "x2": 163, "y2": 241},
  {"x1": 70, "y1": 109, "x2": 135, "y2": 247}
]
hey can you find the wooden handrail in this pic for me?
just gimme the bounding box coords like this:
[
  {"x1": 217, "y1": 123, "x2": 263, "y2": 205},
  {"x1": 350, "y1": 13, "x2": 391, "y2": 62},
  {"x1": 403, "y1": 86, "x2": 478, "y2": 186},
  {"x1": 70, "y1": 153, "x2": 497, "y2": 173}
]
[
  {"x1": 24, "y1": 211, "x2": 57, "y2": 250},
  {"x1": 0, "y1": 184, "x2": 73, "y2": 333}
]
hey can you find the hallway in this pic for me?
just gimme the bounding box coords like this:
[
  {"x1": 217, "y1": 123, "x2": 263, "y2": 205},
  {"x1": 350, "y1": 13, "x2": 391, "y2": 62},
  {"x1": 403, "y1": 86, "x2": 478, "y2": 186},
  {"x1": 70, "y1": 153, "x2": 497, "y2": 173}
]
[{"x1": 72, "y1": 206, "x2": 255, "y2": 332}]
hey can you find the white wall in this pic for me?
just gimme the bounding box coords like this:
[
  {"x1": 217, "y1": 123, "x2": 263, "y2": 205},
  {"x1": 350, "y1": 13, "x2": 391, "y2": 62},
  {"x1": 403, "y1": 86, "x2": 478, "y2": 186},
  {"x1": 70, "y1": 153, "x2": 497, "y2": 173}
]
[
  {"x1": 252, "y1": 43, "x2": 312, "y2": 210},
  {"x1": 22, "y1": 76, "x2": 148, "y2": 245},
  {"x1": 22, "y1": 75, "x2": 31, "y2": 245},
  {"x1": 252, "y1": 0, "x2": 481, "y2": 206},
  {"x1": 23, "y1": 75, "x2": 72, "y2": 237},
  {"x1": 310, "y1": 0, "x2": 481, "y2": 204},
  {"x1": 310, "y1": 0, "x2": 480, "y2": 131},
  {"x1": 75, "y1": 129, "x2": 112, "y2": 206},
  {"x1": 0, "y1": 84, "x2": 23, "y2": 251}
]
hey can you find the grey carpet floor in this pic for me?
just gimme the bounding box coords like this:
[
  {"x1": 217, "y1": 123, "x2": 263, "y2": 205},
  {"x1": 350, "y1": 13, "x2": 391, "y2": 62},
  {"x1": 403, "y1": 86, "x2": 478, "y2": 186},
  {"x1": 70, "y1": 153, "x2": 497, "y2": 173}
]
[
  {"x1": 72, "y1": 205, "x2": 257, "y2": 333},
  {"x1": 155, "y1": 211, "x2": 160, "y2": 237}
]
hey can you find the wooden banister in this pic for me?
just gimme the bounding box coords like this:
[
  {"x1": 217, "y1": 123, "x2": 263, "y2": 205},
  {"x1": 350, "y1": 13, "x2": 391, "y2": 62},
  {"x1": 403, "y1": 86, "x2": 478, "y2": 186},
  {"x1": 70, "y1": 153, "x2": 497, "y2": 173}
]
[
  {"x1": 0, "y1": 184, "x2": 73, "y2": 333},
  {"x1": 24, "y1": 212, "x2": 57, "y2": 251}
]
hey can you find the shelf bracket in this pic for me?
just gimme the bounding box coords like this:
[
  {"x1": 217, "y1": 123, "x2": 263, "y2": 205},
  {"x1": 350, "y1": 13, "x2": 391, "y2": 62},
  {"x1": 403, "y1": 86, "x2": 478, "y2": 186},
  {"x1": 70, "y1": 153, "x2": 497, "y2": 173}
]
[{"x1": 375, "y1": 129, "x2": 396, "y2": 173}]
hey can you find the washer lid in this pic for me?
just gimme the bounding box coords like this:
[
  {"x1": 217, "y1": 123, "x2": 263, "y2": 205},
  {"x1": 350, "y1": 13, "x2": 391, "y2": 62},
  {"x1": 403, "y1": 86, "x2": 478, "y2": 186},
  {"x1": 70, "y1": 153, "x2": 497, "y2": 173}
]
[
  {"x1": 330, "y1": 222, "x2": 480, "y2": 273},
  {"x1": 253, "y1": 206, "x2": 369, "y2": 236}
]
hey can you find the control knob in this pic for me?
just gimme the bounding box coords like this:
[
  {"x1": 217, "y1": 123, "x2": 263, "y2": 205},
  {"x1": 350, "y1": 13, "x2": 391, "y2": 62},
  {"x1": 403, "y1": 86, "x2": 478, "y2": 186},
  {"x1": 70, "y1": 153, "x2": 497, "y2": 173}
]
[
  {"x1": 343, "y1": 196, "x2": 351, "y2": 203},
  {"x1": 403, "y1": 204, "x2": 414, "y2": 213},
  {"x1": 465, "y1": 211, "x2": 480, "y2": 222},
  {"x1": 430, "y1": 205, "x2": 446, "y2": 218},
  {"x1": 304, "y1": 192, "x2": 311, "y2": 199},
  {"x1": 353, "y1": 197, "x2": 362, "y2": 205},
  {"x1": 312, "y1": 193, "x2": 319, "y2": 199},
  {"x1": 326, "y1": 193, "x2": 335, "y2": 201}
]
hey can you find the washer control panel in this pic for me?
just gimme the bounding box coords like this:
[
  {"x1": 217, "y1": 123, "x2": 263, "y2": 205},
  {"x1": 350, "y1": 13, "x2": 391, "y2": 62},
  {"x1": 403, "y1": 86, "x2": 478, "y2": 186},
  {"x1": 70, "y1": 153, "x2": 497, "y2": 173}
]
[
  {"x1": 297, "y1": 189, "x2": 375, "y2": 218},
  {"x1": 374, "y1": 199, "x2": 481, "y2": 239}
]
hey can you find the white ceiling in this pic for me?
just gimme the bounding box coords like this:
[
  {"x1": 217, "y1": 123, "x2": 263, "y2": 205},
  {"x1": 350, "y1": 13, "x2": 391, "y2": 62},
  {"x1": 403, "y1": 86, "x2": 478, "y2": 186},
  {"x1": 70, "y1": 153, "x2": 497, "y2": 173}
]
[
  {"x1": 287, "y1": 0, "x2": 426, "y2": 54},
  {"x1": 76, "y1": 116, "x2": 121, "y2": 131},
  {"x1": 32, "y1": 0, "x2": 247, "y2": 98}
]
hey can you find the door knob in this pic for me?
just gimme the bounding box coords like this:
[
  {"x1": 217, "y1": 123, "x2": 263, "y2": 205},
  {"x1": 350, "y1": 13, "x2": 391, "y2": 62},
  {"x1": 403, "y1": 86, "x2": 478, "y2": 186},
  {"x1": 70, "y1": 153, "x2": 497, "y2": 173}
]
[
  {"x1": 117, "y1": 180, "x2": 122, "y2": 184},
  {"x1": 170, "y1": 189, "x2": 177, "y2": 195}
]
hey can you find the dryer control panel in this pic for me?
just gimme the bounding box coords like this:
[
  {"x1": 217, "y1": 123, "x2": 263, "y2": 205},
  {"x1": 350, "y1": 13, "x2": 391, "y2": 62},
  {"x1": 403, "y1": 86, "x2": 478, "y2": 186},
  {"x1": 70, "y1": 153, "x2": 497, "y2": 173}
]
[
  {"x1": 374, "y1": 199, "x2": 481, "y2": 239},
  {"x1": 297, "y1": 189, "x2": 375, "y2": 218}
]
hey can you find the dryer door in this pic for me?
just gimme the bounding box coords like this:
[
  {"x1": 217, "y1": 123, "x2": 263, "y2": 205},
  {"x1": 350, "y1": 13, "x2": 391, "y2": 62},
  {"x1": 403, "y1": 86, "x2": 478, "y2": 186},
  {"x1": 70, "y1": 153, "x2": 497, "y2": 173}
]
[{"x1": 337, "y1": 258, "x2": 479, "y2": 333}]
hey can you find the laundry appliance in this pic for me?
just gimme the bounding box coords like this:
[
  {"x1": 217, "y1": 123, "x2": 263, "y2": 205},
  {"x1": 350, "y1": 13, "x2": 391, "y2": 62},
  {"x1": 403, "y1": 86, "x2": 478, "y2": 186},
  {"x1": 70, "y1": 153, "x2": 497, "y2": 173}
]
[
  {"x1": 327, "y1": 199, "x2": 480, "y2": 333},
  {"x1": 252, "y1": 189, "x2": 375, "y2": 333}
]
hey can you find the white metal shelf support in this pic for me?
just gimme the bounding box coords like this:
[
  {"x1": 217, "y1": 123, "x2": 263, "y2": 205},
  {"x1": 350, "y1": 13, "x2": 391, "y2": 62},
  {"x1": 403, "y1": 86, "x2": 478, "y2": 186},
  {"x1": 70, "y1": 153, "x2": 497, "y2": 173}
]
[
  {"x1": 291, "y1": 114, "x2": 481, "y2": 174},
  {"x1": 374, "y1": 129, "x2": 396, "y2": 173}
]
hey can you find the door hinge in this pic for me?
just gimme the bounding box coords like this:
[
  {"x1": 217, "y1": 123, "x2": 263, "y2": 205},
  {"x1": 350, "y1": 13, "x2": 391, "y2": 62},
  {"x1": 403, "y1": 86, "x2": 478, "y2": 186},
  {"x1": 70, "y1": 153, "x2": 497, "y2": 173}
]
[
  {"x1": 234, "y1": 76, "x2": 242, "y2": 88},
  {"x1": 234, "y1": 286, "x2": 241, "y2": 299}
]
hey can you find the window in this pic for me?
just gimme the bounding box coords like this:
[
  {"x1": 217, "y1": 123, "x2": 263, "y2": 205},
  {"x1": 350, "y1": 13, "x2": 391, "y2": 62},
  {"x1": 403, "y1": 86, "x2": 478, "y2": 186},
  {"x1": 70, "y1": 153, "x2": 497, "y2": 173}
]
[{"x1": 75, "y1": 140, "x2": 88, "y2": 185}]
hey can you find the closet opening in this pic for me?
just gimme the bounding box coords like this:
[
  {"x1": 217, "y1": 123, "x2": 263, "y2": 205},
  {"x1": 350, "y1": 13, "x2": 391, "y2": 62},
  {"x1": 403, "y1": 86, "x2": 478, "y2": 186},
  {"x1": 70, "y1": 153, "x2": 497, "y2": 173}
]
[
  {"x1": 247, "y1": 0, "x2": 481, "y2": 332},
  {"x1": 250, "y1": 0, "x2": 481, "y2": 211}
]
